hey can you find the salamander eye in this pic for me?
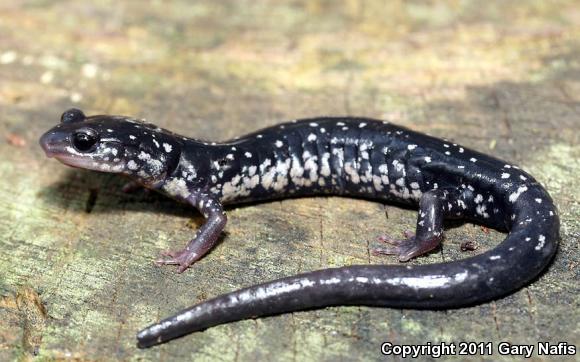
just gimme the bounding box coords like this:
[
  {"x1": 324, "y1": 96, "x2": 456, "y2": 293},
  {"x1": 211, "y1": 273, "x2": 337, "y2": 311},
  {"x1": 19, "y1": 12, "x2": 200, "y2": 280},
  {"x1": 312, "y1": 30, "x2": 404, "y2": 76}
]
[
  {"x1": 61, "y1": 108, "x2": 85, "y2": 124},
  {"x1": 72, "y1": 130, "x2": 98, "y2": 152}
]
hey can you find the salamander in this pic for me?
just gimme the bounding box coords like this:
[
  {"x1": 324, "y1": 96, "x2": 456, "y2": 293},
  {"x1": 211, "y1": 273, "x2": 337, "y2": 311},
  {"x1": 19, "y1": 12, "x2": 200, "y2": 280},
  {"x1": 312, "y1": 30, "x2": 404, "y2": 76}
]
[{"x1": 39, "y1": 108, "x2": 559, "y2": 348}]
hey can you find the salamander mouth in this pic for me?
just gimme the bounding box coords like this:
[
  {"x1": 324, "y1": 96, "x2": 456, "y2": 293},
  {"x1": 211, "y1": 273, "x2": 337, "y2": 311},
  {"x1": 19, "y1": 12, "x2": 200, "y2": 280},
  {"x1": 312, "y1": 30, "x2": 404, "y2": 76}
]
[
  {"x1": 39, "y1": 137, "x2": 85, "y2": 167},
  {"x1": 50, "y1": 153, "x2": 90, "y2": 168},
  {"x1": 48, "y1": 150, "x2": 123, "y2": 172}
]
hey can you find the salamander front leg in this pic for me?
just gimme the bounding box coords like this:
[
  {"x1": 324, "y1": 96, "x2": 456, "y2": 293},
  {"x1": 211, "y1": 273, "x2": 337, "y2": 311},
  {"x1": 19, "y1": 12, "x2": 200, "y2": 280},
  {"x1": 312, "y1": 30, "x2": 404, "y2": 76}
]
[
  {"x1": 156, "y1": 193, "x2": 227, "y2": 273},
  {"x1": 373, "y1": 189, "x2": 461, "y2": 262}
]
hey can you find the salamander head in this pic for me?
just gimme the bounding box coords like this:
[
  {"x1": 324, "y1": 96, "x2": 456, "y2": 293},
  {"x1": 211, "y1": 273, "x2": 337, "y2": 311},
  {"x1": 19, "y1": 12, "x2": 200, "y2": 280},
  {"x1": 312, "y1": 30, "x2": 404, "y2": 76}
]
[{"x1": 40, "y1": 108, "x2": 182, "y2": 184}]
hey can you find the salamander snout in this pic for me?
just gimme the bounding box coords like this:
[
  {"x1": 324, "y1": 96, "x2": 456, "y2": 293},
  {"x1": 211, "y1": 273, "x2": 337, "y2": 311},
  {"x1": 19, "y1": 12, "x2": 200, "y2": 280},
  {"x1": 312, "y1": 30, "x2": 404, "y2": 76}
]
[
  {"x1": 39, "y1": 131, "x2": 59, "y2": 157},
  {"x1": 40, "y1": 108, "x2": 87, "y2": 157}
]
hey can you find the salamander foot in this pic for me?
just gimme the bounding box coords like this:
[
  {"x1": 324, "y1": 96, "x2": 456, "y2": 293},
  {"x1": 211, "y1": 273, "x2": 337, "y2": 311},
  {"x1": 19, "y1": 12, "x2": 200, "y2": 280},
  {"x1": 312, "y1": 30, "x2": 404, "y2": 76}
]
[
  {"x1": 373, "y1": 231, "x2": 442, "y2": 262},
  {"x1": 156, "y1": 249, "x2": 199, "y2": 273}
]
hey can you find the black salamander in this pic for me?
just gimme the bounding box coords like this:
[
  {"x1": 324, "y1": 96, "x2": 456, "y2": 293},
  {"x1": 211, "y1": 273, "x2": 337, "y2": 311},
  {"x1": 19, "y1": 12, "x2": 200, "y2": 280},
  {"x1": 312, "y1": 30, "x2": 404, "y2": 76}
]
[{"x1": 39, "y1": 109, "x2": 559, "y2": 348}]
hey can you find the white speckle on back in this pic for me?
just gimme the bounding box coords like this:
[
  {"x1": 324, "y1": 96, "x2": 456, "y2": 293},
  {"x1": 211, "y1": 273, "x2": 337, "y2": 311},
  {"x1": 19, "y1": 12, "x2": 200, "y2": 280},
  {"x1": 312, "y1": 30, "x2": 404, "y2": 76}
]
[
  {"x1": 138, "y1": 151, "x2": 151, "y2": 161},
  {"x1": 359, "y1": 122, "x2": 367, "y2": 128},
  {"x1": 245, "y1": 152, "x2": 252, "y2": 158},
  {"x1": 163, "y1": 143, "x2": 173, "y2": 152},
  {"x1": 508, "y1": 185, "x2": 528, "y2": 203},
  {"x1": 535, "y1": 235, "x2": 546, "y2": 250},
  {"x1": 470, "y1": 158, "x2": 477, "y2": 162},
  {"x1": 275, "y1": 140, "x2": 283, "y2": 148},
  {"x1": 307, "y1": 133, "x2": 317, "y2": 142},
  {"x1": 501, "y1": 173, "x2": 510, "y2": 179},
  {"x1": 408, "y1": 144, "x2": 417, "y2": 150},
  {"x1": 320, "y1": 152, "x2": 331, "y2": 177},
  {"x1": 424, "y1": 156, "x2": 432, "y2": 163},
  {"x1": 392, "y1": 159, "x2": 405, "y2": 173}
]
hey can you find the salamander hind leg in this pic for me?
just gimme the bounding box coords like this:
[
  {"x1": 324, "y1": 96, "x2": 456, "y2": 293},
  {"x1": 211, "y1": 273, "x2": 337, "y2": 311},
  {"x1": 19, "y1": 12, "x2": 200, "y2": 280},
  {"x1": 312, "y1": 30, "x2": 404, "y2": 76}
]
[{"x1": 373, "y1": 188, "x2": 463, "y2": 262}]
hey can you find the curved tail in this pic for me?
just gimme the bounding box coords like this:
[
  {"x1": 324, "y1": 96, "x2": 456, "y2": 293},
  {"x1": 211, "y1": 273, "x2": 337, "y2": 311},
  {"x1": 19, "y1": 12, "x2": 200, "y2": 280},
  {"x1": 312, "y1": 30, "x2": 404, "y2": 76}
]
[{"x1": 137, "y1": 186, "x2": 558, "y2": 348}]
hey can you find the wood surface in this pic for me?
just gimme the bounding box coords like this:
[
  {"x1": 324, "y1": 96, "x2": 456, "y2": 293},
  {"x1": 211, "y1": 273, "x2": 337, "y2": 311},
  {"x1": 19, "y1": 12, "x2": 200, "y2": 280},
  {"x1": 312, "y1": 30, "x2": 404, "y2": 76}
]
[{"x1": 0, "y1": 1, "x2": 578, "y2": 361}]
